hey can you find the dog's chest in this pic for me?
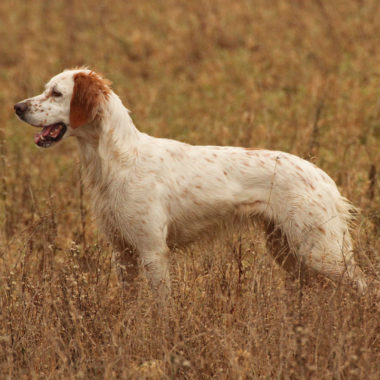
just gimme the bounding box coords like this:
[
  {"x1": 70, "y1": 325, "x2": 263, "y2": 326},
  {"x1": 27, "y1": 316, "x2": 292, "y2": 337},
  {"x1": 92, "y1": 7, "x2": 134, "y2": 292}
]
[{"x1": 86, "y1": 174, "x2": 134, "y2": 245}]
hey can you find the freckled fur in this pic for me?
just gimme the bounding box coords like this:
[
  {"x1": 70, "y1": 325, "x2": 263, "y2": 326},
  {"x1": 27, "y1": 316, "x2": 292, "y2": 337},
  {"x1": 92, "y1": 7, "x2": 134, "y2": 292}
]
[{"x1": 15, "y1": 69, "x2": 368, "y2": 297}]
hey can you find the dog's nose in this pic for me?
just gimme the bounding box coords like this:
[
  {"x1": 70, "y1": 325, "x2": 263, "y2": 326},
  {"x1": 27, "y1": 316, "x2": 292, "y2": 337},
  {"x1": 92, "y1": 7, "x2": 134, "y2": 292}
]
[{"x1": 14, "y1": 102, "x2": 28, "y2": 117}]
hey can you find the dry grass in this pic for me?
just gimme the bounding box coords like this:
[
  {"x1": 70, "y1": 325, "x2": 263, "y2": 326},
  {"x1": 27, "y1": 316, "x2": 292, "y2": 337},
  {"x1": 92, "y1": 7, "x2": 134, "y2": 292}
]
[{"x1": 0, "y1": 0, "x2": 379, "y2": 378}]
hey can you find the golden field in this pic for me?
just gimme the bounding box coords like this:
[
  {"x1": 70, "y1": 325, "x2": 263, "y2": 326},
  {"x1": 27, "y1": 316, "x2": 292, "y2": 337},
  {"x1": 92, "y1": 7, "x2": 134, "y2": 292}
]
[{"x1": 0, "y1": 0, "x2": 379, "y2": 378}]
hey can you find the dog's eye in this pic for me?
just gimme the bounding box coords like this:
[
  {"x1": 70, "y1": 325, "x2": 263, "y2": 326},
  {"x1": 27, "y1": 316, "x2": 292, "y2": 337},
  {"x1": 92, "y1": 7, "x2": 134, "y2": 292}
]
[{"x1": 52, "y1": 89, "x2": 62, "y2": 97}]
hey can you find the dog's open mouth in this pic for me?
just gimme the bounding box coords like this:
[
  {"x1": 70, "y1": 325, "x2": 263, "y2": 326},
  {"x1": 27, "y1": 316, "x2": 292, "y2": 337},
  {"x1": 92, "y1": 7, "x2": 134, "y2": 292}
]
[{"x1": 34, "y1": 122, "x2": 67, "y2": 148}]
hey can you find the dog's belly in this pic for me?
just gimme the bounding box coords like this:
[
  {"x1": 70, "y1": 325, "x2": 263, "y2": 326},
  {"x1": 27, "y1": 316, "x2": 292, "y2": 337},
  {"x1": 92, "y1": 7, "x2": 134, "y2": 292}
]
[
  {"x1": 167, "y1": 220, "x2": 216, "y2": 247},
  {"x1": 166, "y1": 204, "x2": 249, "y2": 248}
]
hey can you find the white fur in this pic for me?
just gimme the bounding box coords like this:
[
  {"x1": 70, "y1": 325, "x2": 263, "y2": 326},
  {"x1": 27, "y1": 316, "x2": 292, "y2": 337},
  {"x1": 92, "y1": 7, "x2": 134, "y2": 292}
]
[{"x1": 16, "y1": 69, "x2": 367, "y2": 296}]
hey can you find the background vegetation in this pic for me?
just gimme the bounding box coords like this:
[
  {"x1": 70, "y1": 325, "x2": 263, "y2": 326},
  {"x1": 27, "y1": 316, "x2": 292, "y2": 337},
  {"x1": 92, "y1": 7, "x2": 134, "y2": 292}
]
[{"x1": 0, "y1": 0, "x2": 379, "y2": 378}]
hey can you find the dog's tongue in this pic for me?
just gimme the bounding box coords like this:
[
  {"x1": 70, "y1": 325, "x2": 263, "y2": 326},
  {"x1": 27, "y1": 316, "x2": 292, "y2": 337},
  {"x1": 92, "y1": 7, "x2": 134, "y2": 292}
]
[
  {"x1": 42, "y1": 125, "x2": 54, "y2": 137},
  {"x1": 34, "y1": 130, "x2": 44, "y2": 145},
  {"x1": 34, "y1": 124, "x2": 62, "y2": 144}
]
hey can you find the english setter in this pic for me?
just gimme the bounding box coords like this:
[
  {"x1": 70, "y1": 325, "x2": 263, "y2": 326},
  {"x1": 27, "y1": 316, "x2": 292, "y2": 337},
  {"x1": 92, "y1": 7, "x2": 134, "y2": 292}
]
[{"x1": 14, "y1": 69, "x2": 367, "y2": 298}]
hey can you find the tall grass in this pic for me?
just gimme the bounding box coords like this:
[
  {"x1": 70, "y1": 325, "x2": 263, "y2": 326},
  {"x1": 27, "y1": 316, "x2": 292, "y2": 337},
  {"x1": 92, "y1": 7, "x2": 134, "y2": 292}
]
[{"x1": 0, "y1": 0, "x2": 379, "y2": 378}]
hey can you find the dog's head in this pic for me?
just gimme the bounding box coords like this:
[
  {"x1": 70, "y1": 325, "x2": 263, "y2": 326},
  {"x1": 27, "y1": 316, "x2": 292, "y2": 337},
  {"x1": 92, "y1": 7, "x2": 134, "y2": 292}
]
[{"x1": 14, "y1": 69, "x2": 111, "y2": 148}]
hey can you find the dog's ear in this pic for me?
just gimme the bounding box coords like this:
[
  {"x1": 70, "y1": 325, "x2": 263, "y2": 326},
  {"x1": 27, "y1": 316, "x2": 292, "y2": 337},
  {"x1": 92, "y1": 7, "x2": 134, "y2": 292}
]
[{"x1": 70, "y1": 72, "x2": 111, "y2": 129}]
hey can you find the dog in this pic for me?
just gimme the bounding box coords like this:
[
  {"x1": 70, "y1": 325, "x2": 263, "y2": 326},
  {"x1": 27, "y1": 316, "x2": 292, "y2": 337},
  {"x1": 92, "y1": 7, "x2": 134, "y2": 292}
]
[{"x1": 14, "y1": 68, "x2": 367, "y2": 298}]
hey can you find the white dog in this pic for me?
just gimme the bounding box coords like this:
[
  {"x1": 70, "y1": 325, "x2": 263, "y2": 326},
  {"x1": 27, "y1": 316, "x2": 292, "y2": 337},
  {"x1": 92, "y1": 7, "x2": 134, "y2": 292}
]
[{"x1": 14, "y1": 69, "x2": 367, "y2": 297}]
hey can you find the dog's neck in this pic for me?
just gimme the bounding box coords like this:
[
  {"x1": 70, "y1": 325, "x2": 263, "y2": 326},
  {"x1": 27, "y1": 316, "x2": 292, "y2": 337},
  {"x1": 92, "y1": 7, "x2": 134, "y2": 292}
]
[{"x1": 75, "y1": 91, "x2": 141, "y2": 191}]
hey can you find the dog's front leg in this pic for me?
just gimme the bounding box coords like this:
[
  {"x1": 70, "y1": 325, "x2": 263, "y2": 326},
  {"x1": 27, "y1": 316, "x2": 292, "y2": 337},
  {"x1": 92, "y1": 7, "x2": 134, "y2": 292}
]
[{"x1": 139, "y1": 247, "x2": 171, "y2": 302}]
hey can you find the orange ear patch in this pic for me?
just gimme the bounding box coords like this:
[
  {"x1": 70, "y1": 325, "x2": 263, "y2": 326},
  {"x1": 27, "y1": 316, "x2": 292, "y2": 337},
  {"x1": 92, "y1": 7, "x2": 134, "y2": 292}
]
[{"x1": 70, "y1": 71, "x2": 111, "y2": 129}]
